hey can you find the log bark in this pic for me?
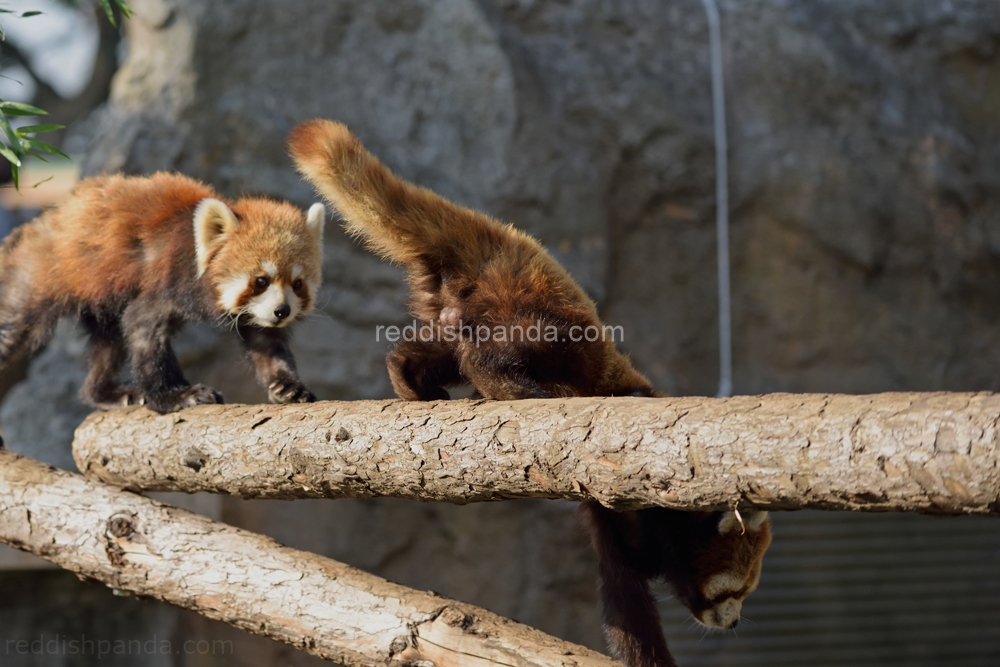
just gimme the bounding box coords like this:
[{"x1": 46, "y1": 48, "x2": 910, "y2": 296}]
[
  {"x1": 0, "y1": 450, "x2": 615, "y2": 667},
  {"x1": 73, "y1": 393, "x2": 1000, "y2": 515}
]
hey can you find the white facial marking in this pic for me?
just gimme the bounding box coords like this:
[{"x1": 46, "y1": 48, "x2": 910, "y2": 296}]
[
  {"x1": 292, "y1": 264, "x2": 303, "y2": 280},
  {"x1": 283, "y1": 285, "x2": 300, "y2": 319},
  {"x1": 218, "y1": 274, "x2": 250, "y2": 311},
  {"x1": 702, "y1": 571, "x2": 745, "y2": 601},
  {"x1": 698, "y1": 598, "x2": 743, "y2": 629},
  {"x1": 262, "y1": 261, "x2": 278, "y2": 278},
  {"x1": 248, "y1": 283, "x2": 286, "y2": 327}
]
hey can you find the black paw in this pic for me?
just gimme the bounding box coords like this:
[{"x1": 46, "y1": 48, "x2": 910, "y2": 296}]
[
  {"x1": 268, "y1": 379, "x2": 316, "y2": 404},
  {"x1": 82, "y1": 384, "x2": 146, "y2": 410},
  {"x1": 148, "y1": 384, "x2": 225, "y2": 414}
]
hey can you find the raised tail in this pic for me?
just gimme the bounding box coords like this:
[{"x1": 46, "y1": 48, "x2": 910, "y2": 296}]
[{"x1": 288, "y1": 119, "x2": 503, "y2": 273}]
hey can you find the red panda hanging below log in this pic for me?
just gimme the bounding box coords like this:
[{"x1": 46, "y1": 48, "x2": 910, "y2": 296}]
[{"x1": 288, "y1": 118, "x2": 771, "y2": 667}]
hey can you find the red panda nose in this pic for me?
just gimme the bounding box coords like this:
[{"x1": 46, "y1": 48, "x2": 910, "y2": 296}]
[{"x1": 274, "y1": 304, "x2": 291, "y2": 320}]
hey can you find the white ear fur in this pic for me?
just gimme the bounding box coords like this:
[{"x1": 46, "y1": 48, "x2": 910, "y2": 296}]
[
  {"x1": 718, "y1": 510, "x2": 769, "y2": 535},
  {"x1": 306, "y1": 203, "x2": 325, "y2": 242},
  {"x1": 193, "y1": 198, "x2": 238, "y2": 277},
  {"x1": 745, "y1": 510, "x2": 769, "y2": 531}
]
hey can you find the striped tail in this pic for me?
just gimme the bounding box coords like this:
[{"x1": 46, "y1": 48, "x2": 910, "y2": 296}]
[{"x1": 288, "y1": 119, "x2": 503, "y2": 273}]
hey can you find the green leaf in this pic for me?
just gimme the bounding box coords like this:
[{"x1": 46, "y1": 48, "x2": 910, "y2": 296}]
[
  {"x1": 20, "y1": 11, "x2": 42, "y2": 18},
  {"x1": 0, "y1": 111, "x2": 22, "y2": 151},
  {"x1": 10, "y1": 163, "x2": 17, "y2": 190},
  {"x1": 16, "y1": 124, "x2": 64, "y2": 134},
  {"x1": 115, "y1": 0, "x2": 134, "y2": 20},
  {"x1": 31, "y1": 175, "x2": 54, "y2": 188},
  {"x1": 0, "y1": 101, "x2": 47, "y2": 116},
  {"x1": 98, "y1": 0, "x2": 116, "y2": 26},
  {"x1": 19, "y1": 137, "x2": 69, "y2": 159},
  {"x1": 0, "y1": 143, "x2": 21, "y2": 167}
]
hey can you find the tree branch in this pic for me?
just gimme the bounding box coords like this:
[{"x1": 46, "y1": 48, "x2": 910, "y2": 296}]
[
  {"x1": 73, "y1": 393, "x2": 1000, "y2": 515},
  {"x1": 0, "y1": 449, "x2": 616, "y2": 667}
]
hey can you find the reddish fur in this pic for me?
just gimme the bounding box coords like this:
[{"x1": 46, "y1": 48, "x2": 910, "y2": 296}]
[
  {"x1": 288, "y1": 119, "x2": 652, "y2": 400},
  {"x1": 288, "y1": 119, "x2": 771, "y2": 667},
  {"x1": 0, "y1": 172, "x2": 320, "y2": 413}
]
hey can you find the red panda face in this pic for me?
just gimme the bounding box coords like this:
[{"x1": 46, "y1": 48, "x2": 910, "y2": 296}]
[
  {"x1": 194, "y1": 198, "x2": 325, "y2": 328},
  {"x1": 673, "y1": 510, "x2": 771, "y2": 630}
]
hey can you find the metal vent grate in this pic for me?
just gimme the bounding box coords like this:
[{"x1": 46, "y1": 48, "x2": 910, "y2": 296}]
[{"x1": 658, "y1": 510, "x2": 1000, "y2": 667}]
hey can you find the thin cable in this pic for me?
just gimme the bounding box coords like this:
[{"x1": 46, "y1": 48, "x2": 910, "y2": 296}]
[{"x1": 699, "y1": 0, "x2": 732, "y2": 398}]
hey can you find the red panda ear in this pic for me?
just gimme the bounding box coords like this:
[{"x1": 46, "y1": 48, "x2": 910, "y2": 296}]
[
  {"x1": 305, "y1": 203, "x2": 325, "y2": 243},
  {"x1": 193, "y1": 198, "x2": 238, "y2": 277},
  {"x1": 744, "y1": 510, "x2": 770, "y2": 531},
  {"x1": 718, "y1": 510, "x2": 770, "y2": 535}
]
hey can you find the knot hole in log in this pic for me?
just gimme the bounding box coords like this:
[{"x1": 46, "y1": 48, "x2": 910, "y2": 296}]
[
  {"x1": 107, "y1": 513, "x2": 137, "y2": 539},
  {"x1": 183, "y1": 449, "x2": 207, "y2": 472}
]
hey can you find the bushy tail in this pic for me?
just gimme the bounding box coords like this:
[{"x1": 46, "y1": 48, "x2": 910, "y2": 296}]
[{"x1": 288, "y1": 119, "x2": 503, "y2": 273}]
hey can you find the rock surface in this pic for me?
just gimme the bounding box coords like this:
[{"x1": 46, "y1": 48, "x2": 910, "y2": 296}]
[{"x1": 3, "y1": 0, "x2": 1000, "y2": 664}]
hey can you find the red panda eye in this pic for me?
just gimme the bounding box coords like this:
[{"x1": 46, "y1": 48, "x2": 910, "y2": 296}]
[
  {"x1": 255, "y1": 276, "x2": 269, "y2": 289},
  {"x1": 292, "y1": 279, "x2": 303, "y2": 290}
]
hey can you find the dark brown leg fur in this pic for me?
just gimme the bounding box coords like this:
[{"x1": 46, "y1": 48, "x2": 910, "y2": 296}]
[
  {"x1": 387, "y1": 338, "x2": 461, "y2": 401},
  {"x1": 122, "y1": 299, "x2": 223, "y2": 414},
  {"x1": 580, "y1": 502, "x2": 678, "y2": 667},
  {"x1": 238, "y1": 324, "x2": 315, "y2": 404},
  {"x1": 0, "y1": 303, "x2": 60, "y2": 369},
  {"x1": 458, "y1": 343, "x2": 554, "y2": 400},
  {"x1": 79, "y1": 312, "x2": 142, "y2": 409}
]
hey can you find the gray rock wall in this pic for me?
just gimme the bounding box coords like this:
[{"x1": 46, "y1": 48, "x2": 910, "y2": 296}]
[{"x1": 3, "y1": 1, "x2": 1000, "y2": 665}]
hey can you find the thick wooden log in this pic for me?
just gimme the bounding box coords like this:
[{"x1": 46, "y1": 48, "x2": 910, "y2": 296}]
[
  {"x1": 0, "y1": 450, "x2": 615, "y2": 667},
  {"x1": 73, "y1": 393, "x2": 1000, "y2": 515}
]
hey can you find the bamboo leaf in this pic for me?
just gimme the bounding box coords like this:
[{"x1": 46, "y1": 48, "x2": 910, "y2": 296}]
[
  {"x1": 98, "y1": 0, "x2": 116, "y2": 26},
  {"x1": 0, "y1": 144, "x2": 21, "y2": 167},
  {"x1": 0, "y1": 101, "x2": 47, "y2": 116},
  {"x1": 115, "y1": 0, "x2": 134, "y2": 20},
  {"x1": 19, "y1": 137, "x2": 69, "y2": 160},
  {"x1": 17, "y1": 124, "x2": 64, "y2": 134},
  {"x1": 0, "y1": 111, "x2": 22, "y2": 150}
]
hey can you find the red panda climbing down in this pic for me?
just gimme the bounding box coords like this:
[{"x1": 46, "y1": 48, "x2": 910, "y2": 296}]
[
  {"x1": 288, "y1": 119, "x2": 771, "y2": 667},
  {"x1": 0, "y1": 172, "x2": 323, "y2": 414}
]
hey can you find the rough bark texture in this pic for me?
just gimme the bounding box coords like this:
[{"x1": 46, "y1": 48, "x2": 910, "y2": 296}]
[
  {"x1": 4, "y1": 3, "x2": 1000, "y2": 663},
  {"x1": 74, "y1": 393, "x2": 1000, "y2": 515},
  {"x1": 0, "y1": 450, "x2": 615, "y2": 667}
]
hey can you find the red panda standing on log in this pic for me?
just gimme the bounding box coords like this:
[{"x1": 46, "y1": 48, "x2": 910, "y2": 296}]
[
  {"x1": 0, "y1": 172, "x2": 323, "y2": 413},
  {"x1": 288, "y1": 119, "x2": 771, "y2": 667}
]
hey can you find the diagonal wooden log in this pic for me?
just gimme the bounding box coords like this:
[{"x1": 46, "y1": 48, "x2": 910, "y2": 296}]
[
  {"x1": 0, "y1": 450, "x2": 616, "y2": 667},
  {"x1": 73, "y1": 393, "x2": 1000, "y2": 516}
]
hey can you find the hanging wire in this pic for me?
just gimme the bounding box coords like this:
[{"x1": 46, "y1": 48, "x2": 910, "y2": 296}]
[{"x1": 699, "y1": 0, "x2": 733, "y2": 398}]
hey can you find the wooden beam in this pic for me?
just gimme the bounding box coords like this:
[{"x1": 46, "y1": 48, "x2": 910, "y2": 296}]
[{"x1": 73, "y1": 393, "x2": 1000, "y2": 515}]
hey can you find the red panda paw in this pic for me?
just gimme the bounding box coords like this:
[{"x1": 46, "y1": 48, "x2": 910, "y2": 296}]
[
  {"x1": 82, "y1": 384, "x2": 146, "y2": 411},
  {"x1": 147, "y1": 384, "x2": 225, "y2": 414},
  {"x1": 267, "y1": 379, "x2": 316, "y2": 404}
]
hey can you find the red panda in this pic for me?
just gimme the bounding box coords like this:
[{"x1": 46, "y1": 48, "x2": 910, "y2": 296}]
[
  {"x1": 287, "y1": 119, "x2": 771, "y2": 667},
  {"x1": 287, "y1": 119, "x2": 653, "y2": 401},
  {"x1": 0, "y1": 172, "x2": 324, "y2": 414},
  {"x1": 580, "y1": 504, "x2": 771, "y2": 667}
]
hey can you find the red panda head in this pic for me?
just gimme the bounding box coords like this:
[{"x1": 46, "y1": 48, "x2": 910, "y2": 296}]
[
  {"x1": 663, "y1": 510, "x2": 772, "y2": 630},
  {"x1": 193, "y1": 197, "x2": 325, "y2": 328}
]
